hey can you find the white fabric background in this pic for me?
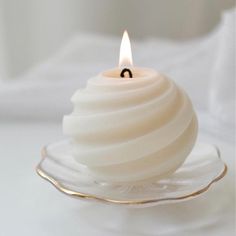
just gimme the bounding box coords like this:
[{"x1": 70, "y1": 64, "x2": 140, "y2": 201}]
[
  {"x1": 1, "y1": 0, "x2": 235, "y2": 78},
  {"x1": 0, "y1": 8, "x2": 235, "y2": 236},
  {"x1": 0, "y1": 8, "x2": 235, "y2": 137}
]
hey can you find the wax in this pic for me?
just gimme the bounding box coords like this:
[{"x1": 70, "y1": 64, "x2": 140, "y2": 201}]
[{"x1": 63, "y1": 67, "x2": 198, "y2": 183}]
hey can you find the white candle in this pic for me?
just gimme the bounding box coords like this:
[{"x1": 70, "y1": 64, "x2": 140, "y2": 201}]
[{"x1": 63, "y1": 31, "x2": 198, "y2": 183}]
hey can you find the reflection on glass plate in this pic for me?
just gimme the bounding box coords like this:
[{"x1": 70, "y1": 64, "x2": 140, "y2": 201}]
[{"x1": 36, "y1": 140, "x2": 227, "y2": 208}]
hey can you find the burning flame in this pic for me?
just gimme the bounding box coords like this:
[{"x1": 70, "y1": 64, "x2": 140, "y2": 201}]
[{"x1": 119, "y1": 30, "x2": 133, "y2": 67}]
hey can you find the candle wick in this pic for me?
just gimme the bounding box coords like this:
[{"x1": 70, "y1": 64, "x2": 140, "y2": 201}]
[{"x1": 120, "y1": 68, "x2": 133, "y2": 78}]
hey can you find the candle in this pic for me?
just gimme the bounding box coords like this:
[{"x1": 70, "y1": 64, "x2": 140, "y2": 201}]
[{"x1": 63, "y1": 31, "x2": 198, "y2": 183}]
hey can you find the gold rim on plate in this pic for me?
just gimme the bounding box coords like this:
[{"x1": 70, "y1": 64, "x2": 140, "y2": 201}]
[{"x1": 36, "y1": 146, "x2": 227, "y2": 206}]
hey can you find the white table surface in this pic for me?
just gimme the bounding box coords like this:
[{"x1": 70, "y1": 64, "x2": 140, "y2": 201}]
[{"x1": 0, "y1": 121, "x2": 235, "y2": 236}]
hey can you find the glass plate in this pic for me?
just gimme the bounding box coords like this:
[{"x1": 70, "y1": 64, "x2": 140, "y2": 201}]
[{"x1": 36, "y1": 140, "x2": 227, "y2": 208}]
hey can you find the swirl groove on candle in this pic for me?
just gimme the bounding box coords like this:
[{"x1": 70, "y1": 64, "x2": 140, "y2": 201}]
[{"x1": 63, "y1": 68, "x2": 198, "y2": 183}]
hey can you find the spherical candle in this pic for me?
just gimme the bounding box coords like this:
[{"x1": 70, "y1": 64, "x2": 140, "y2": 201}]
[{"x1": 63, "y1": 32, "x2": 198, "y2": 183}]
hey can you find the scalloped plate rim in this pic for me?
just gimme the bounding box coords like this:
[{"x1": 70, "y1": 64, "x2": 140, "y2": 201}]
[{"x1": 36, "y1": 143, "x2": 227, "y2": 207}]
